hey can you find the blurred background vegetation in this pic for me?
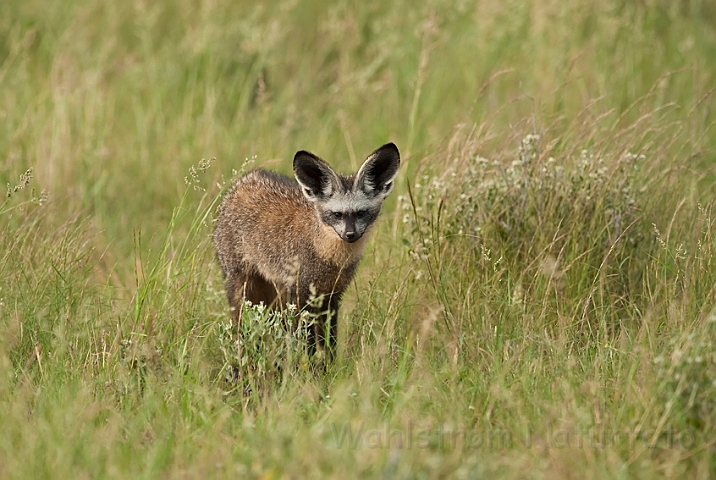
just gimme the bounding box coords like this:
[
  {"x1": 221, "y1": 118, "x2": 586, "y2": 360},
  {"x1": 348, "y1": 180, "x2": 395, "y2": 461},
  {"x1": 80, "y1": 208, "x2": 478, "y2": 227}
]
[{"x1": 2, "y1": 0, "x2": 714, "y2": 249}]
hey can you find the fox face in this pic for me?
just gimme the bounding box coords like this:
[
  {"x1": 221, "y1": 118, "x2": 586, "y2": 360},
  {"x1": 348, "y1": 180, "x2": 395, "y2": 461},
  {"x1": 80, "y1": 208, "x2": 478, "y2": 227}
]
[{"x1": 294, "y1": 143, "x2": 400, "y2": 243}]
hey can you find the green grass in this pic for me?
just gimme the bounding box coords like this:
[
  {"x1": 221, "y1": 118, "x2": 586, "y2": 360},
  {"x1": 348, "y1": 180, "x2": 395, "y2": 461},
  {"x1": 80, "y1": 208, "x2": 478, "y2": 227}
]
[{"x1": 2, "y1": 0, "x2": 716, "y2": 478}]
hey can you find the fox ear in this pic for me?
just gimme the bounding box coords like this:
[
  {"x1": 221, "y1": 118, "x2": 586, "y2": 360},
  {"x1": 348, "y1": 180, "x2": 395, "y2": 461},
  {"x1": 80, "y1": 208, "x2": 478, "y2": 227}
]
[
  {"x1": 294, "y1": 151, "x2": 340, "y2": 201},
  {"x1": 355, "y1": 143, "x2": 400, "y2": 197}
]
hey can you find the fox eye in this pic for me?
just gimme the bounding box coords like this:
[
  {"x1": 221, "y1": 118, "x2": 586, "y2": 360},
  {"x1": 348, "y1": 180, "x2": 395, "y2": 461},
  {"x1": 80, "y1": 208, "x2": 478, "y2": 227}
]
[
  {"x1": 332, "y1": 211, "x2": 343, "y2": 219},
  {"x1": 356, "y1": 210, "x2": 368, "y2": 218}
]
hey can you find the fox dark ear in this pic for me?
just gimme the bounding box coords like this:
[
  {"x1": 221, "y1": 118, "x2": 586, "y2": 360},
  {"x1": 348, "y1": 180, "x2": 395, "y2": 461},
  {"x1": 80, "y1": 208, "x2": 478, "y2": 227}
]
[
  {"x1": 355, "y1": 143, "x2": 400, "y2": 197},
  {"x1": 294, "y1": 151, "x2": 340, "y2": 201}
]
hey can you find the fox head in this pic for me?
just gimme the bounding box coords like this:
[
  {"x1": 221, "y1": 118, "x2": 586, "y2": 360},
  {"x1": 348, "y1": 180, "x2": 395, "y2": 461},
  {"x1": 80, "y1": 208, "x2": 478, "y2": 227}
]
[{"x1": 294, "y1": 143, "x2": 400, "y2": 243}]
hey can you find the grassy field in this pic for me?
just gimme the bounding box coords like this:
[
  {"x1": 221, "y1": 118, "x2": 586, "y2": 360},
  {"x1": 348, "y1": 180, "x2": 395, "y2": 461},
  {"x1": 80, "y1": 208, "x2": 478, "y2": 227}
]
[{"x1": 2, "y1": 0, "x2": 716, "y2": 478}]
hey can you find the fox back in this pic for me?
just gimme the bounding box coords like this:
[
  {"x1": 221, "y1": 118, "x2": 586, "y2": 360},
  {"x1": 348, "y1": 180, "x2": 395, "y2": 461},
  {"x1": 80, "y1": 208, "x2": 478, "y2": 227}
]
[{"x1": 214, "y1": 143, "x2": 400, "y2": 355}]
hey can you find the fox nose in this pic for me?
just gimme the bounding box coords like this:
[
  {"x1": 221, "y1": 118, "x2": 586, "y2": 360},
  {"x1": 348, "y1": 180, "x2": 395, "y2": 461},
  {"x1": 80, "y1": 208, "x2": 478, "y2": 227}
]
[{"x1": 342, "y1": 219, "x2": 360, "y2": 242}]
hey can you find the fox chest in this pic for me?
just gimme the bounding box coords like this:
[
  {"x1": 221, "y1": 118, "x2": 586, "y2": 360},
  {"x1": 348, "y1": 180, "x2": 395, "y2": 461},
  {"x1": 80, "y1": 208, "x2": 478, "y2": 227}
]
[{"x1": 293, "y1": 258, "x2": 358, "y2": 298}]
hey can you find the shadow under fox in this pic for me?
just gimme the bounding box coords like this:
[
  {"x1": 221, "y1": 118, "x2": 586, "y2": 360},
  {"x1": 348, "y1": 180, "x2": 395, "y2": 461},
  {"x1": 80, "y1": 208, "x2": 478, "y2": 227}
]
[{"x1": 214, "y1": 143, "x2": 400, "y2": 356}]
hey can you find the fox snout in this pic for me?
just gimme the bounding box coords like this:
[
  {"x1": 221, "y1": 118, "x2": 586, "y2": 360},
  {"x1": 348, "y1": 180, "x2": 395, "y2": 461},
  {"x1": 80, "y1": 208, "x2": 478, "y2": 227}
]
[
  {"x1": 329, "y1": 216, "x2": 362, "y2": 243},
  {"x1": 328, "y1": 211, "x2": 376, "y2": 243},
  {"x1": 342, "y1": 220, "x2": 360, "y2": 243}
]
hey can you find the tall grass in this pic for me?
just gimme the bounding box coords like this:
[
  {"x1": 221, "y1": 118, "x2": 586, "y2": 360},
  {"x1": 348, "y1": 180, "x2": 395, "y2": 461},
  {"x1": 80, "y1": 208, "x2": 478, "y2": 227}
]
[{"x1": 1, "y1": 0, "x2": 716, "y2": 478}]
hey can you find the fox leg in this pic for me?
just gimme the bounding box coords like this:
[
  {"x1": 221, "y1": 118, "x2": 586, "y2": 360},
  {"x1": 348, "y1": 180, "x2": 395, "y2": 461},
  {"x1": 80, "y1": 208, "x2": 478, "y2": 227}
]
[
  {"x1": 225, "y1": 269, "x2": 284, "y2": 322},
  {"x1": 291, "y1": 282, "x2": 320, "y2": 356},
  {"x1": 320, "y1": 295, "x2": 340, "y2": 361},
  {"x1": 304, "y1": 293, "x2": 340, "y2": 360},
  {"x1": 224, "y1": 272, "x2": 246, "y2": 322}
]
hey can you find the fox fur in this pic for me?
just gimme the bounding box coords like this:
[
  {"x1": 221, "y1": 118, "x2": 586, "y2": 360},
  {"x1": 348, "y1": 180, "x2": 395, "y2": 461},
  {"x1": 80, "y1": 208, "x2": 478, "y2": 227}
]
[{"x1": 214, "y1": 143, "x2": 400, "y2": 355}]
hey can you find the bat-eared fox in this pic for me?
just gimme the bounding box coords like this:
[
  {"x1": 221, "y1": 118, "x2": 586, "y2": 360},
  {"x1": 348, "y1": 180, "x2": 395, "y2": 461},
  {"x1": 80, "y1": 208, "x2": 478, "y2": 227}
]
[{"x1": 214, "y1": 143, "x2": 400, "y2": 357}]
